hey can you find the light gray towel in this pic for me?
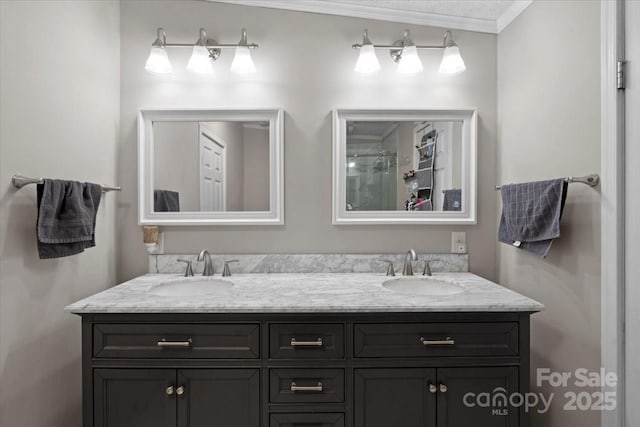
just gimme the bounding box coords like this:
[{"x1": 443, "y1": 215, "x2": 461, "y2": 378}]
[
  {"x1": 498, "y1": 179, "x2": 568, "y2": 257},
  {"x1": 154, "y1": 190, "x2": 180, "y2": 212},
  {"x1": 443, "y1": 189, "x2": 462, "y2": 211},
  {"x1": 36, "y1": 179, "x2": 102, "y2": 259}
]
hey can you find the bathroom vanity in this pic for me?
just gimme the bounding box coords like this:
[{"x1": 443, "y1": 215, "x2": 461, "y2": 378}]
[{"x1": 67, "y1": 272, "x2": 542, "y2": 427}]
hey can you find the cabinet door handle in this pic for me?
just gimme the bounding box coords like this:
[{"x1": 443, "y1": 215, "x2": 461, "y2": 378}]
[
  {"x1": 166, "y1": 386, "x2": 174, "y2": 396},
  {"x1": 420, "y1": 336, "x2": 455, "y2": 346},
  {"x1": 429, "y1": 383, "x2": 437, "y2": 394},
  {"x1": 157, "y1": 338, "x2": 193, "y2": 348},
  {"x1": 290, "y1": 381, "x2": 323, "y2": 392},
  {"x1": 176, "y1": 386, "x2": 185, "y2": 396},
  {"x1": 290, "y1": 338, "x2": 323, "y2": 347},
  {"x1": 439, "y1": 384, "x2": 448, "y2": 393}
]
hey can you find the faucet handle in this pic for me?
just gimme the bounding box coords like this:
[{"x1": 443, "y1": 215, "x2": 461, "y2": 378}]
[
  {"x1": 380, "y1": 260, "x2": 396, "y2": 276},
  {"x1": 222, "y1": 259, "x2": 239, "y2": 277},
  {"x1": 422, "y1": 260, "x2": 432, "y2": 276},
  {"x1": 177, "y1": 259, "x2": 194, "y2": 277}
]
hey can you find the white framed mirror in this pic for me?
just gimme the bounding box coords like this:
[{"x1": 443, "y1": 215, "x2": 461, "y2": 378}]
[
  {"x1": 138, "y1": 108, "x2": 284, "y2": 225},
  {"x1": 332, "y1": 108, "x2": 477, "y2": 225}
]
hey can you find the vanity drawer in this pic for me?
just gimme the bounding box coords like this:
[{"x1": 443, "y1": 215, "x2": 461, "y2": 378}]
[
  {"x1": 93, "y1": 323, "x2": 260, "y2": 359},
  {"x1": 269, "y1": 369, "x2": 345, "y2": 403},
  {"x1": 269, "y1": 323, "x2": 345, "y2": 359},
  {"x1": 270, "y1": 413, "x2": 345, "y2": 427},
  {"x1": 353, "y1": 322, "x2": 519, "y2": 358}
]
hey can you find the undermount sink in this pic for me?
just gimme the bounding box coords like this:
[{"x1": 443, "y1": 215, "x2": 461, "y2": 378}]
[
  {"x1": 382, "y1": 277, "x2": 465, "y2": 296},
  {"x1": 150, "y1": 278, "x2": 234, "y2": 297}
]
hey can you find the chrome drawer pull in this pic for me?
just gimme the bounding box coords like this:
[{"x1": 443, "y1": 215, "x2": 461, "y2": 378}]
[
  {"x1": 166, "y1": 386, "x2": 174, "y2": 396},
  {"x1": 290, "y1": 338, "x2": 323, "y2": 347},
  {"x1": 290, "y1": 381, "x2": 323, "y2": 392},
  {"x1": 157, "y1": 338, "x2": 193, "y2": 348},
  {"x1": 420, "y1": 336, "x2": 455, "y2": 346}
]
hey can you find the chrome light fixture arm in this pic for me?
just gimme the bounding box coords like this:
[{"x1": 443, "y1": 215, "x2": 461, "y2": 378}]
[
  {"x1": 352, "y1": 29, "x2": 459, "y2": 65},
  {"x1": 352, "y1": 29, "x2": 448, "y2": 52},
  {"x1": 147, "y1": 27, "x2": 258, "y2": 64},
  {"x1": 160, "y1": 27, "x2": 258, "y2": 50}
]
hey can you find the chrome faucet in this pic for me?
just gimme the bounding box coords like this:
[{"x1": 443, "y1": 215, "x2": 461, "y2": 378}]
[
  {"x1": 402, "y1": 249, "x2": 418, "y2": 276},
  {"x1": 222, "y1": 259, "x2": 239, "y2": 277},
  {"x1": 423, "y1": 260, "x2": 432, "y2": 276},
  {"x1": 177, "y1": 259, "x2": 194, "y2": 277},
  {"x1": 197, "y1": 250, "x2": 214, "y2": 276}
]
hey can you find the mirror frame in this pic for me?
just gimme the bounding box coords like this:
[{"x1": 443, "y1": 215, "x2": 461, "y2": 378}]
[
  {"x1": 332, "y1": 108, "x2": 477, "y2": 225},
  {"x1": 138, "y1": 108, "x2": 284, "y2": 225}
]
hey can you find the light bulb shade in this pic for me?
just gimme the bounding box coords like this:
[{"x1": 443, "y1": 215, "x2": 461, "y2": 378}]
[
  {"x1": 439, "y1": 45, "x2": 466, "y2": 75},
  {"x1": 397, "y1": 45, "x2": 423, "y2": 74},
  {"x1": 187, "y1": 45, "x2": 213, "y2": 74},
  {"x1": 230, "y1": 46, "x2": 256, "y2": 74},
  {"x1": 145, "y1": 46, "x2": 172, "y2": 74},
  {"x1": 354, "y1": 44, "x2": 381, "y2": 74}
]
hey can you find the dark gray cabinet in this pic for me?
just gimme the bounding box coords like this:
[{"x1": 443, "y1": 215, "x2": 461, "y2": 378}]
[
  {"x1": 355, "y1": 368, "x2": 436, "y2": 427},
  {"x1": 94, "y1": 368, "x2": 259, "y2": 427},
  {"x1": 177, "y1": 369, "x2": 260, "y2": 427},
  {"x1": 93, "y1": 369, "x2": 176, "y2": 427},
  {"x1": 79, "y1": 312, "x2": 533, "y2": 427},
  {"x1": 436, "y1": 367, "x2": 519, "y2": 427},
  {"x1": 355, "y1": 366, "x2": 520, "y2": 427}
]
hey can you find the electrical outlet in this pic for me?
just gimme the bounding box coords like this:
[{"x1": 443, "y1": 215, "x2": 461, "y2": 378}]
[{"x1": 451, "y1": 232, "x2": 467, "y2": 254}]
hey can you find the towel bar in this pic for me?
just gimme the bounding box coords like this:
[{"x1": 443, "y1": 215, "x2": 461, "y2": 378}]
[
  {"x1": 495, "y1": 173, "x2": 600, "y2": 190},
  {"x1": 11, "y1": 174, "x2": 121, "y2": 192}
]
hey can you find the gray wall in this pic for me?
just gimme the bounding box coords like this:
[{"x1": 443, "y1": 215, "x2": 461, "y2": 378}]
[
  {"x1": 118, "y1": 0, "x2": 498, "y2": 282},
  {"x1": 497, "y1": 1, "x2": 601, "y2": 426},
  {"x1": 242, "y1": 126, "x2": 270, "y2": 211},
  {"x1": 0, "y1": 1, "x2": 120, "y2": 426},
  {"x1": 154, "y1": 121, "x2": 200, "y2": 211}
]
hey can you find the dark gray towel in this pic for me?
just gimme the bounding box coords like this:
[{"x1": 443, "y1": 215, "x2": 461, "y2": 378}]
[
  {"x1": 443, "y1": 189, "x2": 462, "y2": 211},
  {"x1": 36, "y1": 179, "x2": 102, "y2": 259},
  {"x1": 498, "y1": 179, "x2": 568, "y2": 257},
  {"x1": 154, "y1": 190, "x2": 180, "y2": 212}
]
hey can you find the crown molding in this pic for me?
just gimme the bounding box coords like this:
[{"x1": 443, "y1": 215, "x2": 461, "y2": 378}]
[
  {"x1": 496, "y1": 0, "x2": 533, "y2": 33},
  {"x1": 209, "y1": 0, "x2": 499, "y2": 33}
]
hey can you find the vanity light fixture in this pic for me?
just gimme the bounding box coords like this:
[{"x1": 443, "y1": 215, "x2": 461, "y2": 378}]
[
  {"x1": 352, "y1": 29, "x2": 465, "y2": 75},
  {"x1": 230, "y1": 29, "x2": 257, "y2": 74},
  {"x1": 144, "y1": 28, "x2": 173, "y2": 74},
  {"x1": 186, "y1": 28, "x2": 215, "y2": 74},
  {"x1": 353, "y1": 30, "x2": 381, "y2": 74},
  {"x1": 396, "y1": 31, "x2": 423, "y2": 74},
  {"x1": 144, "y1": 27, "x2": 258, "y2": 75},
  {"x1": 439, "y1": 31, "x2": 466, "y2": 75}
]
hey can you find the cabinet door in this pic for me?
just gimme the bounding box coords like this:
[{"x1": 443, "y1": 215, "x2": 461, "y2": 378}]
[
  {"x1": 354, "y1": 368, "x2": 436, "y2": 427},
  {"x1": 437, "y1": 367, "x2": 519, "y2": 427},
  {"x1": 94, "y1": 369, "x2": 176, "y2": 427},
  {"x1": 177, "y1": 369, "x2": 260, "y2": 427}
]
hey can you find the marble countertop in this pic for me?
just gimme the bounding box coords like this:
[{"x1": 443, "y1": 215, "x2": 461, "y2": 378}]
[{"x1": 65, "y1": 273, "x2": 544, "y2": 314}]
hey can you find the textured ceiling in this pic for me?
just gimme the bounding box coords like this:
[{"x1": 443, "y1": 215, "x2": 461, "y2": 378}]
[{"x1": 325, "y1": 0, "x2": 515, "y2": 21}]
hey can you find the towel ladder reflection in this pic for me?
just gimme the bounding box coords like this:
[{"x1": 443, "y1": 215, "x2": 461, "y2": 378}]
[
  {"x1": 494, "y1": 173, "x2": 600, "y2": 190},
  {"x1": 11, "y1": 174, "x2": 121, "y2": 193}
]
